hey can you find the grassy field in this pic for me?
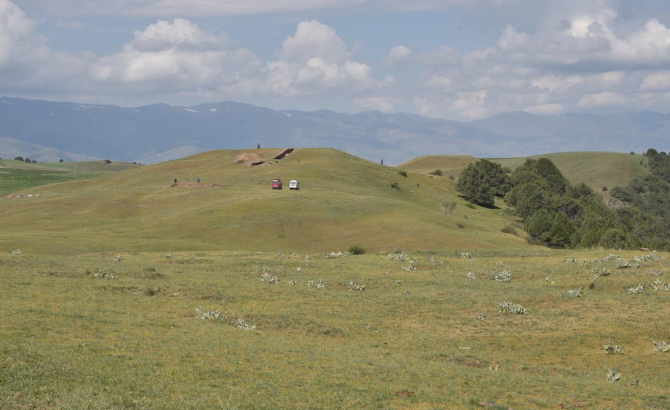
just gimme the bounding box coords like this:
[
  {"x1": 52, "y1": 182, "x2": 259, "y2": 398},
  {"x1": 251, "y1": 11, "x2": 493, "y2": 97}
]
[
  {"x1": 1, "y1": 249, "x2": 669, "y2": 409},
  {"x1": 400, "y1": 152, "x2": 650, "y2": 192},
  {"x1": 0, "y1": 149, "x2": 526, "y2": 255},
  {"x1": 2, "y1": 148, "x2": 669, "y2": 409},
  {"x1": 0, "y1": 159, "x2": 141, "y2": 197},
  {"x1": 398, "y1": 155, "x2": 477, "y2": 178}
]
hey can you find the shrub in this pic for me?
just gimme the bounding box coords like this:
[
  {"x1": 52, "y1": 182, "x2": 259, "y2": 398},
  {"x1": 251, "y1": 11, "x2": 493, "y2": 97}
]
[
  {"x1": 448, "y1": 175, "x2": 455, "y2": 180},
  {"x1": 605, "y1": 340, "x2": 624, "y2": 354},
  {"x1": 104, "y1": 159, "x2": 112, "y2": 164},
  {"x1": 14, "y1": 156, "x2": 23, "y2": 161},
  {"x1": 388, "y1": 181, "x2": 401, "y2": 191},
  {"x1": 59, "y1": 159, "x2": 64, "y2": 162},
  {"x1": 24, "y1": 158, "x2": 31, "y2": 163},
  {"x1": 465, "y1": 203, "x2": 475, "y2": 209},
  {"x1": 398, "y1": 171, "x2": 408, "y2": 177},
  {"x1": 347, "y1": 244, "x2": 366, "y2": 255},
  {"x1": 492, "y1": 270, "x2": 513, "y2": 282},
  {"x1": 602, "y1": 186, "x2": 608, "y2": 191},
  {"x1": 456, "y1": 222, "x2": 465, "y2": 228},
  {"x1": 501, "y1": 225, "x2": 518, "y2": 235},
  {"x1": 429, "y1": 169, "x2": 442, "y2": 176},
  {"x1": 499, "y1": 301, "x2": 527, "y2": 314}
]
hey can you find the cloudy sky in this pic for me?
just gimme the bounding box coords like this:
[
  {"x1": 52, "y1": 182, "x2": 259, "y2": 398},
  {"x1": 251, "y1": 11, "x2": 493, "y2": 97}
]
[{"x1": 3, "y1": 0, "x2": 670, "y2": 120}]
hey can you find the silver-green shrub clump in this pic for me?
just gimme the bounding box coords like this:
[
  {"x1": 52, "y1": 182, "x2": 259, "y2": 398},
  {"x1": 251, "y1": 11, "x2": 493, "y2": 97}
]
[
  {"x1": 307, "y1": 279, "x2": 325, "y2": 289},
  {"x1": 607, "y1": 369, "x2": 621, "y2": 383},
  {"x1": 499, "y1": 301, "x2": 527, "y2": 314},
  {"x1": 653, "y1": 341, "x2": 670, "y2": 352},
  {"x1": 195, "y1": 307, "x2": 226, "y2": 322},
  {"x1": 347, "y1": 281, "x2": 365, "y2": 291},
  {"x1": 565, "y1": 289, "x2": 582, "y2": 298},
  {"x1": 492, "y1": 270, "x2": 513, "y2": 282},
  {"x1": 604, "y1": 340, "x2": 624, "y2": 354}
]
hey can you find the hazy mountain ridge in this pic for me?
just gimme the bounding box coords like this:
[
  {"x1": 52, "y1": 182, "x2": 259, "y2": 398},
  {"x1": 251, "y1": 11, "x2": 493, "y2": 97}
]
[
  {"x1": 0, "y1": 96, "x2": 665, "y2": 164},
  {"x1": 0, "y1": 136, "x2": 100, "y2": 163}
]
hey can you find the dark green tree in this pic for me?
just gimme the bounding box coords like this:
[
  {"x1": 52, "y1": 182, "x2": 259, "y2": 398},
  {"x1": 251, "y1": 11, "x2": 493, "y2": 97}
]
[{"x1": 456, "y1": 159, "x2": 511, "y2": 207}]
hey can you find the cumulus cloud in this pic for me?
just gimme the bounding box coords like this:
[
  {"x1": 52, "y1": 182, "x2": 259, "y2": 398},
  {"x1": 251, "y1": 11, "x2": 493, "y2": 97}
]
[
  {"x1": 261, "y1": 20, "x2": 377, "y2": 97},
  {"x1": 387, "y1": 45, "x2": 413, "y2": 63},
  {"x1": 407, "y1": 7, "x2": 670, "y2": 119},
  {"x1": 91, "y1": 18, "x2": 261, "y2": 91},
  {"x1": 15, "y1": 0, "x2": 531, "y2": 18}
]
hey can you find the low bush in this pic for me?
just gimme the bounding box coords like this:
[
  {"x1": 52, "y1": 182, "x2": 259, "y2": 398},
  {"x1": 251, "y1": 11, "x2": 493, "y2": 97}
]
[
  {"x1": 347, "y1": 244, "x2": 366, "y2": 255},
  {"x1": 501, "y1": 225, "x2": 518, "y2": 235},
  {"x1": 465, "y1": 203, "x2": 475, "y2": 209},
  {"x1": 429, "y1": 169, "x2": 442, "y2": 176},
  {"x1": 398, "y1": 171, "x2": 408, "y2": 177}
]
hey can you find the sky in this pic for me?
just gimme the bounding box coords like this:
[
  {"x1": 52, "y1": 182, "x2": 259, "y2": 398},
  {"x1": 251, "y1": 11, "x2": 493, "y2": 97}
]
[{"x1": 3, "y1": 0, "x2": 670, "y2": 120}]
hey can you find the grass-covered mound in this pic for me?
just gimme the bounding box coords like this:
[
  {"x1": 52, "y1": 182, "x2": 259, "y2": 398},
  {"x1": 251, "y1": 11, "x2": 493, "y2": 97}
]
[{"x1": 0, "y1": 149, "x2": 525, "y2": 254}]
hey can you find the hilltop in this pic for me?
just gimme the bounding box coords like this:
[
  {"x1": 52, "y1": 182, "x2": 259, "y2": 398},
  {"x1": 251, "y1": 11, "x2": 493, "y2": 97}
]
[
  {"x1": 0, "y1": 148, "x2": 526, "y2": 254},
  {"x1": 401, "y1": 152, "x2": 650, "y2": 192}
]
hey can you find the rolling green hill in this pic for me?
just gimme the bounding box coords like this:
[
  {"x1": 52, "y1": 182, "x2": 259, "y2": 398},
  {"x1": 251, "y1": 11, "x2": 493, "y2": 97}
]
[
  {"x1": 0, "y1": 159, "x2": 141, "y2": 196},
  {"x1": 0, "y1": 149, "x2": 525, "y2": 254},
  {"x1": 399, "y1": 155, "x2": 477, "y2": 177},
  {"x1": 401, "y1": 152, "x2": 650, "y2": 192}
]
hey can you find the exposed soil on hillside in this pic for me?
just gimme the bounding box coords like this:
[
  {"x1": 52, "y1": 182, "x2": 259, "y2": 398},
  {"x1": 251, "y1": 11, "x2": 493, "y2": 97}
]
[
  {"x1": 170, "y1": 182, "x2": 222, "y2": 188},
  {"x1": 233, "y1": 149, "x2": 296, "y2": 166},
  {"x1": 233, "y1": 153, "x2": 265, "y2": 165}
]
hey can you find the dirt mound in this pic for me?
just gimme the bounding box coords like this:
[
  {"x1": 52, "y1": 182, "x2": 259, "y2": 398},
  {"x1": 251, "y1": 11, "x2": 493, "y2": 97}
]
[
  {"x1": 170, "y1": 182, "x2": 221, "y2": 188},
  {"x1": 233, "y1": 153, "x2": 264, "y2": 165}
]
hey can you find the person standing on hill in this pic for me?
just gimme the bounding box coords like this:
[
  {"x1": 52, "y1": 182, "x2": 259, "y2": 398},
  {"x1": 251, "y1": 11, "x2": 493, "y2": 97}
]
[
  {"x1": 174, "y1": 178, "x2": 177, "y2": 184},
  {"x1": 197, "y1": 177, "x2": 200, "y2": 184},
  {"x1": 381, "y1": 159, "x2": 384, "y2": 166},
  {"x1": 257, "y1": 142, "x2": 260, "y2": 149}
]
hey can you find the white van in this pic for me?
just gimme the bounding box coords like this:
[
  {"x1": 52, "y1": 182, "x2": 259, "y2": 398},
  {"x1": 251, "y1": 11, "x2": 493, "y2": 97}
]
[{"x1": 289, "y1": 180, "x2": 300, "y2": 190}]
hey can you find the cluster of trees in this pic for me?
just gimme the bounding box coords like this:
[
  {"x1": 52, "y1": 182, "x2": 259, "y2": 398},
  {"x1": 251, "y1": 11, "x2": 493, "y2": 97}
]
[
  {"x1": 14, "y1": 156, "x2": 37, "y2": 163},
  {"x1": 457, "y1": 153, "x2": 670, "y2": 250}
]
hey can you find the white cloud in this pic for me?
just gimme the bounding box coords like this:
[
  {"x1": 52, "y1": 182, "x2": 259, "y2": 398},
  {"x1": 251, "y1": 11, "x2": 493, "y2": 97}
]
[
  {"x1": 642, "y1": 71, "x2": 670, "y2": 90},
  {"x1": 91, "y1": 18, "x2": 261, "y2": 91},
  {"x1": 578, "y1": 92, "x2": 625, "y2": 107},
  {"x1": 260, "y1": 20, "x2": 377, "y2": 97},
  {"x1": 387, "y1": 45, "x2": 413, "y2": 63}
]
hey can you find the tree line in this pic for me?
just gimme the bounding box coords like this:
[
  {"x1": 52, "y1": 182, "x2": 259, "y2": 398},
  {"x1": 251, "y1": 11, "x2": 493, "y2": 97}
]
[{"x1": 456, "y1": 151, "x2": 670, "y2": 250}]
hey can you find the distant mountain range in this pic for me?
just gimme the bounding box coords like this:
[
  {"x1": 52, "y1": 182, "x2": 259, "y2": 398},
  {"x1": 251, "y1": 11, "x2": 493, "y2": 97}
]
[{"x1": 0, "y1": 96, "x2": 667, "y2": 164}]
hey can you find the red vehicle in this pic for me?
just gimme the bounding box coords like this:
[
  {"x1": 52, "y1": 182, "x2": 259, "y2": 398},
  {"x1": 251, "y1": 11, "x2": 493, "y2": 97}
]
[{"x1": 272, "y1": 179, "x2": 283, "y2": 190}]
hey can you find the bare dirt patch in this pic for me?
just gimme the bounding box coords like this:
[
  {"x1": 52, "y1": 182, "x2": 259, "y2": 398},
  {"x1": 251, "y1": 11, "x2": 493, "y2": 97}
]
[{"x1": 233, "y1": 152, "x2": 265, "y2": 165}]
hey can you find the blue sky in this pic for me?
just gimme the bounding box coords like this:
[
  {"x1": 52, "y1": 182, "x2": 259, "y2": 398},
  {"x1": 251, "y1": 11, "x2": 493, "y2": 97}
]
[{"x1": 3, "y1": 0, "x2": 670, "y2": 120}]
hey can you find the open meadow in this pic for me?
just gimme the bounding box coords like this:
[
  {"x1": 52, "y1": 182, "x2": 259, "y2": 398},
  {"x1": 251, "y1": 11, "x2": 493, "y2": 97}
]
[
  {"x1": 1, "y1": 249, "x2": 669, "y2": 409},
  {"x1": 1, "y1": 149, "x2": 669, "y2": 409}
]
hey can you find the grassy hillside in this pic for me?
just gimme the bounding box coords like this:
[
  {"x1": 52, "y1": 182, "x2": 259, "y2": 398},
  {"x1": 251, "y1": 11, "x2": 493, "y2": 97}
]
[
  {"x1": 399, "y1": 154, "x2": 477, "y2": 177},
  {"x1": 491, "y1": 152, "x2": 651, "y2": 191},
  {"x1": 0, "y1": 149, "x2": 525, "y2": 254},
  {"x1": 401, "y1": 152, "x2": 650, "y2": 192},
  {"x1": 0, "y1": 159, "x2": 141, "y2": 196}
]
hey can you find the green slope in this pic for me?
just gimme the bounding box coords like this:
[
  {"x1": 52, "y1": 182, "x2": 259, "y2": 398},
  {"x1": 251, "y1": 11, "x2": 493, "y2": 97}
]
[
  {"x1": 401, "y1": 152, "x2": 650, "y2": 192},
  {"x1": 399, "y1": 155, "x2": 477, "y2": 177},
  {"x1": 0, "y1": 149, "x2": 526, "y2": 254},
  {"x1": 0, "y1": 159, "x2": 141, "y2": 196}
]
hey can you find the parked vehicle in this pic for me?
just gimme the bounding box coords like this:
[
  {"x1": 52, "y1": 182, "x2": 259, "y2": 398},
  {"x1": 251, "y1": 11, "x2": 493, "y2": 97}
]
[
  {"x1": 272, "y1": 179, "x2": 283, "y2": 190},
  {"x1": 289, "y1": 180, "x2": 300, "y2": 190}
]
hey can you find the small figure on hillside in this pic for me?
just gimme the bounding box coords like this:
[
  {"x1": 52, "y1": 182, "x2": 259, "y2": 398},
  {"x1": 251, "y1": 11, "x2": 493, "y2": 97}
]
[
  {"x1": 174, "y1": 178, "x2": 177, "y2": 184},
  {"x1": 381, "y1": 159, "x2": 384, "y2": 166},
  {"x1": 197, "y1": 177, "x2": 200, "y2": 184},
  {"x1": 257, "y1": 142, "x2": 260, "y2": 149}
]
